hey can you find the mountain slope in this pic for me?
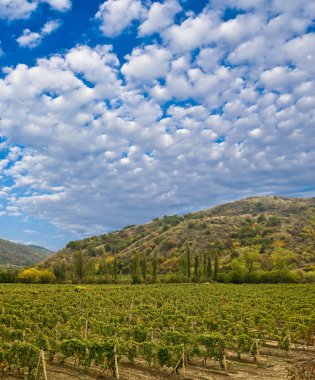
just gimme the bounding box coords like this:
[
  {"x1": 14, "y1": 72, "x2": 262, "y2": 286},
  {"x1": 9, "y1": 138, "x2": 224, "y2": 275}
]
[
  {"x1": 0, "y1": 239, "x2": 52, "y2": 267},
  {"x1": 40, "y1": 196, "x2": 315, "y2": 273}
]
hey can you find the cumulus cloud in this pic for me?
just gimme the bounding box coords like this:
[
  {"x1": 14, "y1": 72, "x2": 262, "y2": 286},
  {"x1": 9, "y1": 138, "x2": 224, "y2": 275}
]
[
  {"x1": 122, "y1": 45, "x2": 172, "y2": 83},
  {"x1": 17, "y1": 20, "x2": 61, "y2": 48},
  {"x1": 1, "y1": 0, "x2": 315, "y2": 238},
  {"x1": 139, "y1": 0, "x2": 181, "y2": 36},
  {"x1": 17, "y1": 30, "x2": 42, "y2": 48},
  {"x1": 96, "y1": 0, "x2": 144, "y2": 37},
  {"x1": 42, "y1": 0, "x2": 71, "y2": 12},
  {"x1": 0, "y1": 0, "x2": 71, "y2": 20}
]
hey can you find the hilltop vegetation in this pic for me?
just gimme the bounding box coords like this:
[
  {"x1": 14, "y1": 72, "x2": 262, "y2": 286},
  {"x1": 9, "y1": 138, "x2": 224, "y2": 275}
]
[
  {"x1": 32, "y1": 196, "x2": 315, "y2": 284},
  {"x1": 0, "y1": 238, "x2": 52, "y2": 267}
]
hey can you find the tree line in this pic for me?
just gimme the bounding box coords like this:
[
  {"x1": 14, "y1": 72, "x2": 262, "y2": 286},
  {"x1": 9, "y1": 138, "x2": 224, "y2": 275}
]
[{"x1": 1, "y1": 242, "x2": 312, "y2": 284}]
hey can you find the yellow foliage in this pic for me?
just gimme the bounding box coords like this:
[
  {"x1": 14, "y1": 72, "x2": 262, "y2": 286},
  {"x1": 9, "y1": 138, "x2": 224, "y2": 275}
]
[
  {"x1": 160, "y1": 256, "x2": 179, "y2": 271},
  {"x1": 18, "y1": 268, "x2": 55, "y2": 284},
  {"x1": 106, "y1": 256, "x2": 114, "y2": 264},
  {"x1": 274, "y1": 240, "x2": 285, "y2": 248}
]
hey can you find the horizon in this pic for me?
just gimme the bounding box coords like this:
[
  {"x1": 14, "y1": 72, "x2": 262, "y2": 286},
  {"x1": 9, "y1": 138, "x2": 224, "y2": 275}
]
[{"x1": 1, "y1": 0, "x2": 315, "y2": 251}]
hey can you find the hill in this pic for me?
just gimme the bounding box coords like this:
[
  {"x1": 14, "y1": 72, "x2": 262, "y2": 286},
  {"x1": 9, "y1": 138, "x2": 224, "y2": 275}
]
[
  {"x1": 0, "y1": 238, "x2": 52, "y2": 267},
  {"x1": 40, "y1": 196, "x2": 315, "y2": 279}
]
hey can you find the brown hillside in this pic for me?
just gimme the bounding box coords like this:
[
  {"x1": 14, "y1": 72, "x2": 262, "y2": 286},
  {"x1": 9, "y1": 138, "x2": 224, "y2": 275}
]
[{"x1": 39, "y1": 196, "x2": 315, "y2": 274}]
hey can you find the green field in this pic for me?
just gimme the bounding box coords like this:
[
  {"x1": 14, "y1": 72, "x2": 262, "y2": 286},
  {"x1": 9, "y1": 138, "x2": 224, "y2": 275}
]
[{"x1": 0, "y1": 283, "x2": 314, "y2": 379}]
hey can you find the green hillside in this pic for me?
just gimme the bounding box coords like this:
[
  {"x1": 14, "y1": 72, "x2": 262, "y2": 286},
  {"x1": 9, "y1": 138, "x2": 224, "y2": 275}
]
[
  {"x1": 0, "y1": 238, "x2": 52, "y2": 267},
  {"x1": 39, "y1": 196, "x2": 315, "y2": 282}
]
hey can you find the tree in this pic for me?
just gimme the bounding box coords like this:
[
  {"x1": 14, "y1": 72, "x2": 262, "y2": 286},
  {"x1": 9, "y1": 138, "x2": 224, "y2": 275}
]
[
  {"x1": 131, "y1": 252, "x2": 141, "y2": 284},
  {"x1": 73, "y1": 251, "x2": 85, "y2": 283},
  {"x1": 271, "y1": 247, "x2": 296, "y2": 281},
  {"x1": 140, "y1": 253, "x2": 147, "y2": 282},
  {"x1": 228, "y1": 259, "x2": 246, "y2": 283},
  {"x1": 113, "y1": 257, "x2": 118, "y2": 282},
  {"x1": 194, "y1": 254, "x2": 200, "y2": 282},
  {"x1": 53, "y1": 261, "x2": 66, "y2": 283},
  {"x1": 203, "y1": 252, "x2": 207, "y2": 279},
  {"x1": 186, "y1": 246, "x2": 191, "y2": 280},
  {"x1": 213, "y1": 252, "x2": 219, "y2": 281},
  {"x1": 207, "y1": 253, "x2": 212, "y2": 281},
  {"x1": 241, "y1": 246, "x2": 260, "y2": 278},
  {"x1": 18, "y1": 268, "x2": 55, "y2": 284},
  {"x1": 152, "y1": 249, "x2": 158, "y2": 283},
  {"x1": 180, "y1": 251, "x2": 188, "y2": 281},
  {"x1": 98, "y1": 255, "x2": 109, "y2": 282}
]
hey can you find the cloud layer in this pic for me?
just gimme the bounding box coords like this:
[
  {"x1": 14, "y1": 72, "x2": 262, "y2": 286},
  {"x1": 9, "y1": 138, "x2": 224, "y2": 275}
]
[{"x1": 0, "y1": 0, "x2": 315, "y2": 240}]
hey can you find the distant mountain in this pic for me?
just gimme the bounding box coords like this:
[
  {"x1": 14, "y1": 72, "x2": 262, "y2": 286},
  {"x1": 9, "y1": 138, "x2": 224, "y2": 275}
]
[
  {"x1": 40, "y1": 196, "x2": 315, "y2": 275},
  {"x1": 0, "y1": 239, "x2": 53, "y2": 267}
]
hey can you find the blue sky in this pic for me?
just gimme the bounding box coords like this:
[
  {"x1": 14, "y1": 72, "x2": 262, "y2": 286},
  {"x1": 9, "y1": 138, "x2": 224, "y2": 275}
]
[{"x1": 0, "y1": 0, "x2": 314, "y2": 251}]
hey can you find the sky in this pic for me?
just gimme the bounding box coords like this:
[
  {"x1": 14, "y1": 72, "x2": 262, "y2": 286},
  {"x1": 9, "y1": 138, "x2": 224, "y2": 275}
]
[{"x1": 0, "y1": 0, "x2": 314, "y2": 251}]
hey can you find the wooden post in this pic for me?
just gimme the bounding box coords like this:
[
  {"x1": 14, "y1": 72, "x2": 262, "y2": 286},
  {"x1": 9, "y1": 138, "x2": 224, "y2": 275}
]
[
  {"x1": 114, "y1": 345, "x2": 119, "y2": 379},
  {"x1": 182, "y1": 345, "x2": 186, "y2": 376},
  {"x1": 255, "y1": 339, "x2": 260, "y2": 359},
  {"x1": 84, "y1": 319, "x2": 88, "y2": 339},
  {"x1": 288, "y1": 331, "x2": 291, "y2": 353},
  {"x1": 222, "y1": 354, "x2": 227, "y2": 371},
  {"x1": 35, "y1": 350, "x2": 48, "y2": 380},
  {"x1": 35, "y1": 351, "x2": 41, "y2": 379}
]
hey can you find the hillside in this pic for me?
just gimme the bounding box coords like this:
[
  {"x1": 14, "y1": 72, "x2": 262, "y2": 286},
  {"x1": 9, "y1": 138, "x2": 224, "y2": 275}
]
[
  {"x1": 40, "y1": 196, "x2": 315, "y2": 277},
  {"x1": 0, "y1": 239, "x2": 52, "y2": 267}
]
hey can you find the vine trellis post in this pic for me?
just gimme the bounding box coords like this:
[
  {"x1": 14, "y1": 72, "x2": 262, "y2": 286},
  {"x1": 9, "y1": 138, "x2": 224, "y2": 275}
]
[
  {"x1": 35, "y1": 350, "x2": 48, "y2": 380},
  {"x1": 114, "y1": 345, "x2": 120, "y2": 379}
]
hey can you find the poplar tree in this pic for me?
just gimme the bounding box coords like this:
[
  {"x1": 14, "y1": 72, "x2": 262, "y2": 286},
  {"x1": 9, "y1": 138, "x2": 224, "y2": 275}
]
[
  {"x1": 131, "y1": 252, "x2": 141, "y2": 284},
  {"x1": 140, "y1": 253, "x2": 147, "y2": 282},
  {"x1": 214, "y1": 252, "x2": 219, "y2": 281},
  {"x1": 152, "y1": 250, "x2": 158, "y2": 283},
  {"x1": 186, "y1": 246, "x2": 191, "y2": 281},
  {"x1": 194, "y1": 254, "x2": 200, "y2": 282},
  {"x1": 203, "y1": 251, "x2": 207, "y2": 279},
  {"x1": 73, "y1": 251, "x2": 85, "y2": 283},
  {"x1": 113, "y1": 257, "x2": 118, "y2": 282},
  {"x1": 207, "y1": 253, "x2": 212, "y2": 281}
]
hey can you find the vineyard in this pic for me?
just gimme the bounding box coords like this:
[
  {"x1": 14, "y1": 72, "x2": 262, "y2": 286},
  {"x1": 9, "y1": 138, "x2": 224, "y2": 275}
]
[{"x1": 0, "y1": 283, "x2": 314, "y2": 379}]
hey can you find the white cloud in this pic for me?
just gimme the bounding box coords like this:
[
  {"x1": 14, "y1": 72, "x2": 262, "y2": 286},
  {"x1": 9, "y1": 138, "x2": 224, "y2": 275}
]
[
  {"x1": 17, "y1": 30, "x2": 42, "y2": 48},
  {"x1": 0, "y1": 0, "x2": 70, "y2": 20},
  {"x1": 96, "y1": 0, "x2": 144, "y2": 37},
  {"x1": 122, "y1": 45, "x2": 172, "y2": 82},
  {"x1": 0, "y1": 0, "x2": 37, "y2": 20},
  {"x1": 42, "y1": 0, "x2": 71, "y2": 12},
  {"x1": 163, "y1": 10, "x2": 217, "y2": 52},
  {"x1": 1, "y1": 0, "x2": 315, "y2": 238},
  {"x1": 139, "y1": 0, "x2": 181, "y2": 36},
  {"x1": 41, "y1": 19, "x2": 61, "y2": 34},
  {"x1": 17, "y1": 20, "x2": 61, "y2": 48}
]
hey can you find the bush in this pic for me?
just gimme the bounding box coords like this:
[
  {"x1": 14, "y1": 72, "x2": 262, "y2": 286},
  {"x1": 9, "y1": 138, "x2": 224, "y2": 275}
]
[{"x1": 266, "y1": 216, "x2": 281, "y2": 227}]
